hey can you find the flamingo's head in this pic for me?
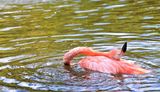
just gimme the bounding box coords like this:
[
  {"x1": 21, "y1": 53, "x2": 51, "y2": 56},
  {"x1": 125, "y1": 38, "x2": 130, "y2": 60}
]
[{"x1": 109, "y1": 42, "x2": 127, "y2": 60}]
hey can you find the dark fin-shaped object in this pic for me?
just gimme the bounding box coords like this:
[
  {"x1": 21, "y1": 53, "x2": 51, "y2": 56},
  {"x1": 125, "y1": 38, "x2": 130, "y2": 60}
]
[{"x1": 122, "y1": 42, "x2": 127, "y2": 53}]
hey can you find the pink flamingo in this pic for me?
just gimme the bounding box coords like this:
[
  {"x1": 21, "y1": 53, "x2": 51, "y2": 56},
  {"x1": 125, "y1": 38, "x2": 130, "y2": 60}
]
[{"x1": 63, "y1": 42, "x2": 150, "y2": 75}]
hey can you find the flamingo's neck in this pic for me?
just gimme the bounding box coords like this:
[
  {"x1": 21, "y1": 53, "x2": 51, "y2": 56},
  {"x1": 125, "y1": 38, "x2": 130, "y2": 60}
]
[{"x1": 63, "y1": 47, "x2": 110, "y2": 65}]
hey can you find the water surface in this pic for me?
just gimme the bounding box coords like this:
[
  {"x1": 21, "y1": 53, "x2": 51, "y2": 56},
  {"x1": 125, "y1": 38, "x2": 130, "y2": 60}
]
[{"x1": 0, "y1": 0, "x2": 160, "y2": 91}]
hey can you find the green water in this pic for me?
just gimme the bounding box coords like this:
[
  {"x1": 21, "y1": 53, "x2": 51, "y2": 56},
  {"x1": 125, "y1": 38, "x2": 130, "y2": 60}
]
[{"x1": 0, "y1": 0, "x2": 160, "y2": 91}]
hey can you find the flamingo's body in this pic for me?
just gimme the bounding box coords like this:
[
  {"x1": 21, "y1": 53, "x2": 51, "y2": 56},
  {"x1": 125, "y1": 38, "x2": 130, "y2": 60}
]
[{"x1": 63, "y1": 43, "x2": 149, "y2": 75}]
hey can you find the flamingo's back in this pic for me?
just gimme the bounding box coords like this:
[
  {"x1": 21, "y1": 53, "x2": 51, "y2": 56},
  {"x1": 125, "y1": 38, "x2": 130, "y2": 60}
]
[{"x1": 78, "y1": 56, "x2": 149, "y2": 74}]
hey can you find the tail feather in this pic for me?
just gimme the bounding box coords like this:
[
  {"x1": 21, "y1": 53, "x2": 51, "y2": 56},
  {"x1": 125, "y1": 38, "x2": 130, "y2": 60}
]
[
  {"x1": 119, "y1": 60, "x2": 150, "y2": 74},
  {"x1": 132, "y1": 67, "x2": 150, "y2": 74}
]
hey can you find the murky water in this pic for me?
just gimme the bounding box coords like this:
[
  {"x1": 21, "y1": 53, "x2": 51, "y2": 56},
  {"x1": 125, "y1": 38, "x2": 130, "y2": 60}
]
[{"x1": 0, "y1": 0, "x2": 160, "y2": 91}]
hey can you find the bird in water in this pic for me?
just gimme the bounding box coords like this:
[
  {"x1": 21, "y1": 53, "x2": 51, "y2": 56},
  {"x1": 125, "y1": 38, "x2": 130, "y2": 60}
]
[{"x1": 63, "y1": 42, "x2": 150, "y2": 75}]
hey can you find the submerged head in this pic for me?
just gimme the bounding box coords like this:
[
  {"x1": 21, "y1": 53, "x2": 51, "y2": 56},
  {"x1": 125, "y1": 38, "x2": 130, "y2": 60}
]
[
  {"x1": 63, "y1": 53, "x2": 72, "y2": 65},
  {"x1": 109, "y1": 42, "x2": 127, "y2": 60}
]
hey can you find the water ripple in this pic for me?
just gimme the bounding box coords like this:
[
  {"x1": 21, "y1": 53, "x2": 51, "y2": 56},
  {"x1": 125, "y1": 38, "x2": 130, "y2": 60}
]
[
  {"x1": 143, "y1": 16, "x2": 154, "y2": 20},
  {"x1": 56, "y1": 4, "x2": 75, "y2": 8},
  {"x1": 0, "y1": 47, "x2": 14, "y2": 50},
  {"x1": 0, "y1": 0, "x2": 159, "y2": 91},
  {"x1": 104, "y1": 4, "x2": 126, "y2": 9},
  {"x1": 0, "y1": 55, "x2": 34, "y2": 63},
  {"x1": 0, "y1": 10, "x2": 22, "y2": 15},
  {"x1": 142, "y1": 24, "x2": 160, "y2": 29},
  {"x1": 93, "y1": 22, "x2": 111, "y2": 26},
  {"x1": 0, "y1": 26, "x2": 22, "y2": 31},
  {"x1": 75, "y1": 9, "x2": 99, "y2": 14}
]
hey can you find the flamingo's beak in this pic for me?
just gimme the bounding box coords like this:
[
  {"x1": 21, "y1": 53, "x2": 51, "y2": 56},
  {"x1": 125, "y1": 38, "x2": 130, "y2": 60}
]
[{"x1": 121, "y1": 42, "x2": 127, "y2": 53}]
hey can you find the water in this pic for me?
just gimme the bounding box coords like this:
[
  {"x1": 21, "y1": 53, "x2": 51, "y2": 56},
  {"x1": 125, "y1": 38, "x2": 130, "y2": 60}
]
[{"x1": 0, "y1": 0, "x2": 160, "y2": 91}]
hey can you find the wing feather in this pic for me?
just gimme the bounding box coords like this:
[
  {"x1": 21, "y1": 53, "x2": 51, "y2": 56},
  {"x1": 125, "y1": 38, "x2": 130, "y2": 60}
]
[
  {"x1": 78, "y1": 56, "x2": 118, "y2": 74},
  {"x1": 78, "y1": 56, "x2": 149, "y2": 74}
]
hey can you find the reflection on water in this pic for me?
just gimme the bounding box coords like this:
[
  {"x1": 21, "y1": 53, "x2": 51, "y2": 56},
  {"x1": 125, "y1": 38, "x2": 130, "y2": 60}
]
[{"x1": 0, "y1": 0, "x2": 160, "y2": 91}]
